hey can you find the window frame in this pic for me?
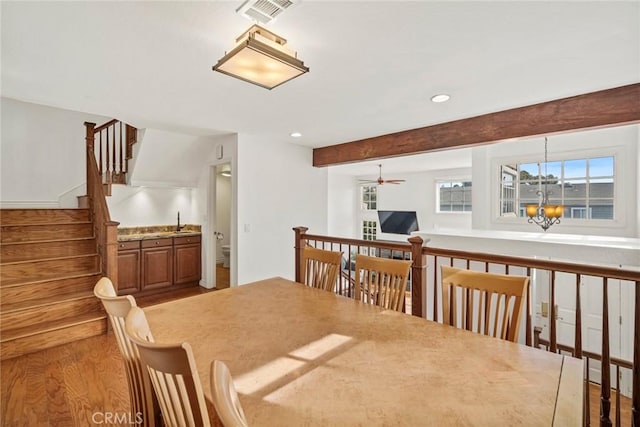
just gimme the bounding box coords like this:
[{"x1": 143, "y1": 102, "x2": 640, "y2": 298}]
[
  {"x1": 491, "y1": 145, "x2": 626, "y2": 230},
  {"x1": 358, "y1": 184, "x2": 379, "y2": 240},
  {"x1": 435, "y1": 178, "x2": 473, "y2": 214}
]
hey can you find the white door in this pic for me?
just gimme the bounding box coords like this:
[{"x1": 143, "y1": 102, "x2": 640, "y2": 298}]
[
  {"x1": 213, "y1": 163, "x2": 232, "y2": 289},
  {"x1": 545, "y1": 271, "x2": 625, "y2": 394}
]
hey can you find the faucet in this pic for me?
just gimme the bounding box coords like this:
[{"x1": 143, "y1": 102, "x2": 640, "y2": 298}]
[{"x1": 176, "y1": 211, "x2": 185, "y2": 232}]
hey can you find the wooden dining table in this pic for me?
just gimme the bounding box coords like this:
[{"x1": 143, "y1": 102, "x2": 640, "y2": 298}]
[{"x1": 144, "y1": 276, "x2": 583, "y2": 426}]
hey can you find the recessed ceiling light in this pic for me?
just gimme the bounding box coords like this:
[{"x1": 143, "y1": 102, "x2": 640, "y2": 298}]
[
  {"x1": 431, "y1": 94, "x2": 450, "y2": 103},
  {"x1": 290, "y1": 132, "x2": 302, "y2": 138}
]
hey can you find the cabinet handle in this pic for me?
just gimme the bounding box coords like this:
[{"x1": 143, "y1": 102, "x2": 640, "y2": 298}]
[
  {"x1": 155, "y1": 241, "x2": 159, "y2": 245},
  {"x1": 120, "y1": 244, "x2": 125, "y2": 248}
]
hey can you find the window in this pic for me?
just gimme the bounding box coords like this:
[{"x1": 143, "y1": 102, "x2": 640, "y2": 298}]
[
  {"x1": 437, "y1": 180, "x2": 472, "y2": 212},
  {"x1": 360, "y1": 184, "x2": 378, "y2": 240},
  {"x1": 499, "y1": 156, "x2": 614, "y2": 220},
  {"x1": 361, "y1": 185, "x2": 377, "y2": 210},
  {"x1": 362, "y1": 220, "x2": 377, "y2": 241}
]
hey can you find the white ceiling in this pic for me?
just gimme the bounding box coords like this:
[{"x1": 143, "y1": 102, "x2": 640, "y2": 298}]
[{"x1": 1, "y1": 1, "x2": 638, "y2": 176}]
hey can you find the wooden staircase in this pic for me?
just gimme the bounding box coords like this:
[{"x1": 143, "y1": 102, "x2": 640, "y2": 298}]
[{"x1": 0, "y1": 208, "x2": 107, "y2": 360}]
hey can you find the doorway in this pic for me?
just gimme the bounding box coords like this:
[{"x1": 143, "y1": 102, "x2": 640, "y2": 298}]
[{"x1": 213, "y1": 162, "x2": 232, "y2": 289}]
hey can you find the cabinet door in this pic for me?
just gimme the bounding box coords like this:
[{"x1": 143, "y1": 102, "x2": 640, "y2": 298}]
[
  {"x1": 174, "y1": 243, "x2": 201, "y2": 285},
  {"x1": 117, "y1": 249, "x2": 140, "y2": 294},
  {"x1": 142, "y1": 246, "x2": 173, "y2": 290}
]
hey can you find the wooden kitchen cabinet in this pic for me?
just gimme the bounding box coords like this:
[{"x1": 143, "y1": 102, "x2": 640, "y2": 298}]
[
  {"x1": 141, "y1": 237, "x2": 173, "y2": 291},
  {"x1": 174, "y1": 235, "x2": 201, "y2": 285},
  {"x1": 117, "y1": 240, "x2": 141, "y2": 294},
  {"x1": 117, "y1": 234, "x2": 201, "y2": 296}
]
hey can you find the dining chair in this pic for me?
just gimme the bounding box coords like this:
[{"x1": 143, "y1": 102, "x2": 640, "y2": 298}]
[
  {"x1": 210, "y1": 360, "x2": 248, "y2": 427},
  {"x1": 93, "y1": 277, "x2": 159, "y2": 427},
  {"x1": 354, "y1": 254, "x2": 412, "y2": 312},
  {"x1": 301, "y1": 246, "x2": 343, "y2": 292},
  {"x1": 125, "y1": 306, "x2": 211, "y2": 427},
  {"x1": 440, "y1": 266, "x2": 529, "y2": 343}
]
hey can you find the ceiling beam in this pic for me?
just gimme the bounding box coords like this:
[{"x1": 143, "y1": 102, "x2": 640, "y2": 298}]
[{"x1": 312, "y1": 82, "x2": 640, "y2": 167}]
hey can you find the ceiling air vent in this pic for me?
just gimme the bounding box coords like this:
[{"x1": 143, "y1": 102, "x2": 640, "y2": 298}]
[{"x1": 236, "y1": 0, "x2": 296, "y2": 25}]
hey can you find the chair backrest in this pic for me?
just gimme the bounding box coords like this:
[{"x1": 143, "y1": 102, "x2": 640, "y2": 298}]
[
  {"x1": 440, "y1": 266, "x2": 529, "y2": 343},
  {"x1": 301, "y1": 246, "x2": 343, "y2": 292},
  {"x1": 210, "y1": 360, "x2": 248, "y2": 427},
  {"x1": 125, "y1": 307, "x2": 211, "y2": 427},
  {"x1": 354, "y1": 254, "x2": 412, "y2": 312},
  {"x1": 93, "y1": 277, "x2": 158, "y2": 427}
]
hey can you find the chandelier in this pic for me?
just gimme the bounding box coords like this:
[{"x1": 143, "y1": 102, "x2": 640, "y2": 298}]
[{"x1": 525, "y1": 137, "x2": 563, "y2": 231}]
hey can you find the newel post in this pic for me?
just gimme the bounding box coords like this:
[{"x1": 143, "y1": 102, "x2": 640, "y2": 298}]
[
  {"x1": 84, "y1": 122, "x2": 96, "y2": 195},
  {"x1": 408, "y1": 235, "x2": 426, "y2": 318},
  {"x1": 293, "y1": 226, "x2": 309, "y2": 283},
  {"x1": 104, "y1": 220, "x2": 120, "y2": 283}
]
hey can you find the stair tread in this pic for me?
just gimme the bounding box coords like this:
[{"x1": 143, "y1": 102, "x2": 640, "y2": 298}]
[
  {"x1": 0, "y1": 236, "x2": 96, "y2": 247},
  {"x1": 1, "y1": 221, "x2": 92, "y2": 227},
  {"x1": 1, "y1": 253, "x2": 98, "y2": 266},
  {"x1": 0, "y1": 271, "x2": 102, "y2": 289},
  {"x1": 1, "y1": 290, "x2": 97, "y2": 313},
  {"x1": 1, "y1": 312, "x2": 107, "y2": 342}
]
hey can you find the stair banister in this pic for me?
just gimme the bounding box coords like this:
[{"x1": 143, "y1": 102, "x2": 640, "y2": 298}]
[{"x1": 84, "y1": 121, "x2": 119, "y2": 284}]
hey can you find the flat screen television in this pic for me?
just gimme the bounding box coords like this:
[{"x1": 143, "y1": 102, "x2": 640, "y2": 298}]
[{"x1": 377, "y1": 210, "x2": 419, "y2": 235}]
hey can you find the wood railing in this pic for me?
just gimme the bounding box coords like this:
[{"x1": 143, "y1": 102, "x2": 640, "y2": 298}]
[
  {"x1": 84, "y1": 121, "x2": 125, "y2": 283},
  {"x1": 86, "y1": 119, "x2": 137, "y2": 191},
  {"x1": 293, "y1": 226, "x2": 426, "y2": 315},
  {"x1": 293, "y1": 226, "x2": 640, "y2": 426}
]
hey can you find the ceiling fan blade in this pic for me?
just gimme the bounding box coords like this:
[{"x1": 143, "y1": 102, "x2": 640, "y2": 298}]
[
  {"x1": 358, "y1": 179, "x2": 378, "y2": 183},
  {"x1": 384, "y1": 179, "x2": 406, "y2": 184}
]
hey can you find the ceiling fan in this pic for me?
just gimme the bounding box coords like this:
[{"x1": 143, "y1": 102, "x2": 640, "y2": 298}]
[{"x1": 359, "y1": 164, "x2": 406, "y2": 185}]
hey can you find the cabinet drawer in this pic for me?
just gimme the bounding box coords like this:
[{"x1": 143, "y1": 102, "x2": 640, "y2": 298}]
[
  {"x1": 174, "y1": 235, "x2": 201, "y2": 245},
  {"x1": 118, "y1": 240, "x2": 141, "y2": 250},
  {"x1": 142, "y1": 238, "x2": 173, "y2": 248}
]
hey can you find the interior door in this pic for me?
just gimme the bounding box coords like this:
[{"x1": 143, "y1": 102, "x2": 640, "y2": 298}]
[
  {"x1": 214, "y1": 162, "x2": 232, "y2": 289},
  {"x1": 545, "y1": 271, "x2": 624, "y2": 394}
]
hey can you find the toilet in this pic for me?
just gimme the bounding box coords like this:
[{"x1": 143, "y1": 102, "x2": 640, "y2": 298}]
[{"x1": 222, "y1": 245, "x2": 231, "y2": 268}]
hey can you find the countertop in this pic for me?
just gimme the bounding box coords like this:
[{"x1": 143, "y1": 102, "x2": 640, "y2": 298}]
[{"x1": 117, "y1": 231, "x2": 201, "y2": 242}]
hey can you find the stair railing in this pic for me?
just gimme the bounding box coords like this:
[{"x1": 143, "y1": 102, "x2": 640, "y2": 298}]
[
  {"x1": 89, "y1": 119, "x2": 137, "y2": 189},
  {"x1": 84, "y1": 121, "x2": 125, "y2": 283}
]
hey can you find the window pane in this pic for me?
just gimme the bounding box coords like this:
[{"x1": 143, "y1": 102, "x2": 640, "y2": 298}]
[
  {"x1": 500, "y1": 154, "x2": 615, "y2": 222},
  {"x1": 520, "y1": 163, "x2": 539, "y2": 178},
  {"x1": 564, "y1": 159, "x2": 586, "y2": 178},
  {"x1": 542, "y1": 161, "x2": 561, "y2": 183},
  {"x1": 589, "y1": 181, "x2": 613, "y2": 198},
  {"x1": 589, "y1": 157, "x2": 614, "y2": 177},
  {"x1": 589, "y1": 199, "x2": 614, "y2": 219},
  {"x1": 437, "y1": 180, "x2": 472, "y2": 213}
]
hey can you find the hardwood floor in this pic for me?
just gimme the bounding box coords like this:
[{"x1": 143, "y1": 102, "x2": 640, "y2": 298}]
[
  {"x1": 1, "y1": 281, "x2": 633, "y2": 426},
  {"x1": 587, "y1": 382, "x2": 631, "y2": 425},
  {"x1": 216, "y1": 263, "x2": 230, "y2": 289},
  {"x1": 1, "y1": 285, "x2": 215, "y2": 427}
]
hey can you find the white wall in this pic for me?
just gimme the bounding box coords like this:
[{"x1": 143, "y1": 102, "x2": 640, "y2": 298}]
[
  {"x1": 473, "y1": 125, "x2": 639, "y2": 237},
  {"x1": 107, "y1": 186, "x2": 195, "y2": 227},
  {"x1": 236, "y1": 135, "x2": 328, "y2": 284},
  {"x1": 637, "y1": 125, "x2": 640, "y2": 237},
  {"x1": 327, "y1": 173, "x2": 357, "y2": 238},
  {"x1": 376, "y1": 168, "x2": 473, "y2": 240},
  {"x1": 327, "y1": 168, "x2": 473, "y2": 241},
  {"x1": 129, "y1": 128, "x2": 221, "y2": 187},
  {"x1": 0, "y1": 97, "x2": 111, "y2": 207}
]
